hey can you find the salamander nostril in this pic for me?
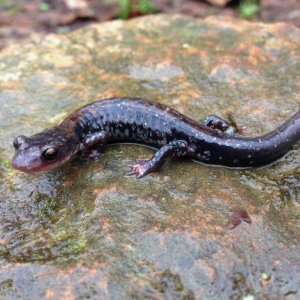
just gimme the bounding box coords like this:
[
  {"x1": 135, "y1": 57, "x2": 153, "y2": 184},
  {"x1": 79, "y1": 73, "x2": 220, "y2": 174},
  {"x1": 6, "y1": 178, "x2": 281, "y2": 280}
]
[{"x1": 13, "y1": 135, "x2": 29, "y2": 150}]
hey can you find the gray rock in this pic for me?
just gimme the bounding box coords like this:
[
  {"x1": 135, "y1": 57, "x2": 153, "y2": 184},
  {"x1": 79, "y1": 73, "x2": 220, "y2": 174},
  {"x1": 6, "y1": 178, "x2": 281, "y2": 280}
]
[{"x1": 0, "y1": 15, "x2": 299, "y2": 299}]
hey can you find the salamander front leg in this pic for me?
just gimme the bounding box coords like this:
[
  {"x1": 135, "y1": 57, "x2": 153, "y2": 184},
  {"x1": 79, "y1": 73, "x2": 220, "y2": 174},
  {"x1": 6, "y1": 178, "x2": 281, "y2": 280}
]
[
  {"x1": 128, "y1": 140, "x2": 192, "y2": 178},
  {"x1": 83, "y1": 131, "x2": 108, "y2": 147},
  {"x1": 203, "y1": 114, "x2": 246, "y2": 134},
  {"x1": 81, "y1": 131, "x2": 108, "y2": 159}
]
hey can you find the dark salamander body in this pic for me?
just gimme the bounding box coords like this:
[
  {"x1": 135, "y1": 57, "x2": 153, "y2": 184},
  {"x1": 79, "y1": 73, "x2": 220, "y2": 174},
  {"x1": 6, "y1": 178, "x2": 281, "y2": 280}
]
[{"x1": 11, "y1": 98, "x2": 300, "y2": 177}]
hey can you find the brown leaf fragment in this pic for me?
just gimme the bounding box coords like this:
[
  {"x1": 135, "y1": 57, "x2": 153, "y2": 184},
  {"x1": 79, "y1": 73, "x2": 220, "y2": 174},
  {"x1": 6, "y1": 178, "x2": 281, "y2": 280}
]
[{"x1": 228, "y1": 207, "x2": 251, "y2": 229}]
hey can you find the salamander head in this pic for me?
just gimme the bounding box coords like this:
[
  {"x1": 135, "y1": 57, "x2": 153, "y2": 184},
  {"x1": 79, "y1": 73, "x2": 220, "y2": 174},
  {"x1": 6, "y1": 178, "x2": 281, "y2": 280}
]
[{"x1": 11, "y1": 127, "x2": 79, "y2": 173}]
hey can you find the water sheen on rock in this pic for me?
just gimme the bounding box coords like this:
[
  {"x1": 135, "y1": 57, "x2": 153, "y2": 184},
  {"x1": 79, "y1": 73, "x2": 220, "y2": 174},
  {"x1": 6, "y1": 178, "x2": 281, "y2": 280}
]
[{"x1": 0, "y1": 15, "x2": 299, "y2": 299}]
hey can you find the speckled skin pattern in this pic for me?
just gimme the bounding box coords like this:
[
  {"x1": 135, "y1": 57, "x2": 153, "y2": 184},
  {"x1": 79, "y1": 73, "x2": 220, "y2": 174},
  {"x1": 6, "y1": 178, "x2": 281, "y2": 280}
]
[{"x1": 11, "y1": 98, "x2": 300, "y2": 177}]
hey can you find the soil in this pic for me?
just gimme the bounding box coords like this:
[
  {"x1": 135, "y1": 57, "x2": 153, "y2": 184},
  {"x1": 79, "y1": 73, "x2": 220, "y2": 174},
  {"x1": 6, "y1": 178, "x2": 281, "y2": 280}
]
[{"x1": 1, "y1": 0, "x2": 300, "y2": 50}]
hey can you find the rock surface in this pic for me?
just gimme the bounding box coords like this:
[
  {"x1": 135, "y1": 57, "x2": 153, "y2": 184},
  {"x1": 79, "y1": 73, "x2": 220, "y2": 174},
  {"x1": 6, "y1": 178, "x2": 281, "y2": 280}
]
[
  {"x1": 0, "y1": 14, "x2": 299, "y2": 299},
  {"x1": 261, "y1": 0, "x2": 300, "y2": 27}
]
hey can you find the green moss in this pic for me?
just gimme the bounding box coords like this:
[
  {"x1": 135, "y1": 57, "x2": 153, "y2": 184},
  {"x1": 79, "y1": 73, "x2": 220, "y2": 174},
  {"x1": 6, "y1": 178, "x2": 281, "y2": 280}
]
[
  {"x1": 239, "y1": 0, "x2": 260, "y2": 19},
  {"x1": 118, "y1": 0, "x2": 156, "y2": 19},
  {"x1": 118, "y1": 0, "x2": 131, "y2": 19},
  {"x1": 0, "y1": 0, "x2": 21, "y2": 14},
  {"x1": 33, "y1": 193, "x2": 62, "y2": 224},
  {"x1": 66, "y1": 237, "x2": 87, "y2": 254},
  {"x1": 0, "y1": 152, "x2": 15, "y2": 180},
  {"x1": 38, "y1": 2, "x2": 50, "y2": 12},
  {"x1": 138, "y1": 0, "x2": 156, "y2": 14},
  {"x1": 0, "y1": 0, "x2": 13, "y2": 9}
]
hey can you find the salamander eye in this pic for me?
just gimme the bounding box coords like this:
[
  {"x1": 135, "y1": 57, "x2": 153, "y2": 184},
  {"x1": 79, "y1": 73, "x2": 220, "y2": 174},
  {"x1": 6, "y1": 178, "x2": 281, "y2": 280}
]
[{"x1": 42, "y1": 147, "x2": 59, "y2": 162}]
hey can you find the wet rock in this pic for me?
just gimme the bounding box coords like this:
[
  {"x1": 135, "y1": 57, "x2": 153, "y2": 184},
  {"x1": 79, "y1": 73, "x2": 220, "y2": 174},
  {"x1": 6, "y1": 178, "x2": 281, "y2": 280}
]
[{"x1": 0, "y1": 14, "x2": 299, "y2": 299}]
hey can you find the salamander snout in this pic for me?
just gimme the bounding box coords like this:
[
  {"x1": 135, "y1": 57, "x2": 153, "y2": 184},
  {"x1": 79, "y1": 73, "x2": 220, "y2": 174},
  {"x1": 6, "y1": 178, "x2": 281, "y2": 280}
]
[
  {"x1": 13, "y1": 135, "x2": 30, "y2": 150},
  {"x1": 11, "y1": 128, "x2": 80, "y2": 173}
]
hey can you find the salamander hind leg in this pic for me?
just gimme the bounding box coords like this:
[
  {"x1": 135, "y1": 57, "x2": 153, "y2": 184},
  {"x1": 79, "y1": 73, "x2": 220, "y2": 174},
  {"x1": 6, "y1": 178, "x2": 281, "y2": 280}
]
[
  {"x1": 128, "y1": 140, "x2": 192, "y2": 178},
  {"x1": 203, "y1": 114, "x2": 246, "y2": 134}
]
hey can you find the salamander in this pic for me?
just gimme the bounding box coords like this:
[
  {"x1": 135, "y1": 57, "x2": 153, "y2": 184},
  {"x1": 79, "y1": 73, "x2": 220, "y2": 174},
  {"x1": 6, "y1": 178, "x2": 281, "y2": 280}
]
[{"x1": 11, "y1": 98, "x2": 300, "y2": 177}]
